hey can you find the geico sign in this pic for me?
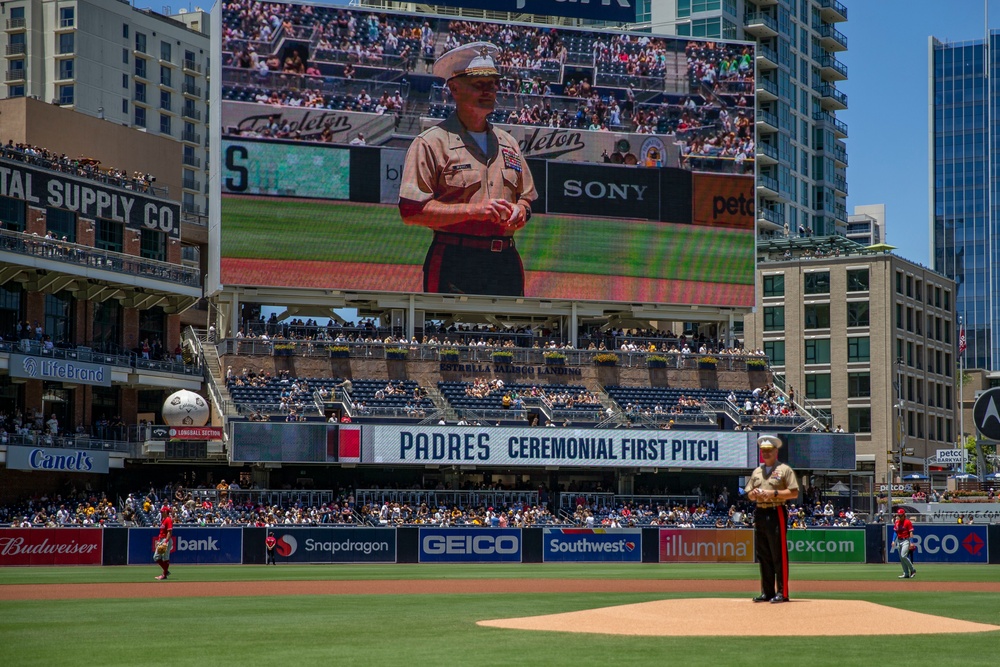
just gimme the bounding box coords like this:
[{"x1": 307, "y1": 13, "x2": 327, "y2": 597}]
[
  {"x1": 563, "y1": 180, "x2": 648, "y2": 201},
  {"x1": 787, "y1": 538, "x2": 855, "y2": 553},
  {"x1": 423, "y1": 534, "x2": 519, "y2": 555}
]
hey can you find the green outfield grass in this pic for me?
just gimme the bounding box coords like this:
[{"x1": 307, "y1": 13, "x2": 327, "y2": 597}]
[
  {"x1": 2, "y1": 563, "x2": 999, "y2": 667},
  {"x1": 221, "y1": 196, "x2": 755, "y2": 284}
]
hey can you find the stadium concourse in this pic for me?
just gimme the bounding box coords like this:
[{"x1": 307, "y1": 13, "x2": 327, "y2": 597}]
[{"x1": 221, "y1": 2, "x2": 754, "y2": 172}]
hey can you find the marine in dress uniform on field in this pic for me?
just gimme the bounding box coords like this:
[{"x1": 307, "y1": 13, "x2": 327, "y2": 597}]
[
  {"x1": 744, "y1": 435, "x2": 799, "y2": 603},
  {"x1": 399, "y1": 41, "x2": 537, "y2": 297}
]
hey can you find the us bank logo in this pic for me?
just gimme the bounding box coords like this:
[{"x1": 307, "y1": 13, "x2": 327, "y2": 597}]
[{"x1": 22, "y1": 357, "x2": 37, "y2": 377}]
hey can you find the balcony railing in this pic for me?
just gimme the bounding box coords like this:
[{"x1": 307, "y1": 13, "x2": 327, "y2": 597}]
[
  {"x1": 182, "y1": 177, "x2": 201, "y2": 191},
  {"x1": 182, "y1": 82, "x2": 202, "y2": 97},
  {"x1": 817, "y1": 24, "x2": 848, "y2": 50},
  {"x1": 183, "y1": 59, "x2": 202, "y2": 73},
  {"x1": 6, "y1": 18, "x2": 27, "y2": 29},
  {"x1": 758, "y1": 207, "x2": 784, "y2": 226},
  {"x1": 6, "y1": 43, "x2": 26, "y2": 55},
  {"x1": 812, "y1": 111, "x2": 848, "y2": 137},
  {"x1": 182, "y1": 154, "x2": 202, "y2": 168},
  {"x1": 5, "y1": 68, "x2": 25, "y2": 81},
  {"x1": 182, "y1": 106, "x2": 201, "y2": 121},
  {"x1": 819, "y1": 54, "x2": 848, "y2": 79},
  {"x1": 1, "y1": 149, "x2": 168, "y2": 198},
  {"x1": 758, "y1": 174, "x2": 779, "y2": 193},
  {"x1": 0, "y1": 228, "x2": 201, "y2": 288},
  {"x1": 181, "y1": 130, "x2": 201, "y2": 144}
]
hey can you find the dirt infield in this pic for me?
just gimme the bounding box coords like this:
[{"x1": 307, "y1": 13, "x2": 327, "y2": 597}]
[{"x1": 3, "y1": 578, "x2": 998, "y2": 601}]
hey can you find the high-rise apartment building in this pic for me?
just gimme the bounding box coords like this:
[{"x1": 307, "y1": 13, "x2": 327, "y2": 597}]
[
  {"x1": 0, "y1": 0, "x2": 211, "y2": 223},
  {"x1": 930, "y1": 34, "x2": 994, "y2": 371},
  {"x1": 641, "y1": 0, "x2": 849, "y2": 240}
]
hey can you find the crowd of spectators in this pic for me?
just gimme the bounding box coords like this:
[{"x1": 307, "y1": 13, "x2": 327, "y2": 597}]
[
  {"x1": 731, "y1": 384, "x2": 802, "y2": 424},
  {"x1": 1, "y1": 140, "x2": 158, "y2": 195}
]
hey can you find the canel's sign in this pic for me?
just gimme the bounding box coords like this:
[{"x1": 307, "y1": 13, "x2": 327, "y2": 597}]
[{"x1": 5, "y1": 445, "x2": 110, "y2": 474}]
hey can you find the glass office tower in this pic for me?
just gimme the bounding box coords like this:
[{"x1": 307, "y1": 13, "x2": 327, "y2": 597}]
[{"x1": 930, "y1": 35, "x2": 994, "y2": 370}]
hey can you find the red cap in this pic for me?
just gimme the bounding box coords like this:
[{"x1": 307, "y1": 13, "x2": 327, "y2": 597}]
[
  {"x1": 162, "y1": 505, "x2": 171, "y2": 514},
  {"x1": 897, "y1": 508, "x2": 905, "y2": 515}
]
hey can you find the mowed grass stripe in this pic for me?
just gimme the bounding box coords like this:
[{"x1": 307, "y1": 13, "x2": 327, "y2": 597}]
[
  {"x1": 221, "y1": 196, "x2": 755, "y2": 284},
  {"x1": 2, "y1": 591, "x2": 998, "y2": 667}
]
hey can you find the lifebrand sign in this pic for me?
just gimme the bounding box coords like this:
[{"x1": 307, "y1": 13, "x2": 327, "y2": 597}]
[
  {"x1": 5, "y1": 445, "x2": 110, "y2": 474},
  {"x1": 10, "y1": 353, "x2": 111, "y2": 387}
]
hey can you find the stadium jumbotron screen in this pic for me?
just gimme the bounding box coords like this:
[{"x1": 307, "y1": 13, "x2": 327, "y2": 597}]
[{"x1": 214, "y1": 1, "x2": 756, "y2": 306}]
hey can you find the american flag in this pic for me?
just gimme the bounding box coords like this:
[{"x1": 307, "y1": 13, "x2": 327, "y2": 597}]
[{"x1": 959, "y1": 327, "x2": 967, "y2": 355}]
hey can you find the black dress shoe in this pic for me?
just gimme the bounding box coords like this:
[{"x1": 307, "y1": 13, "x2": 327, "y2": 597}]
[
  {"x1": 752, "y1": 594, "x2": 772, "y2": 602},
  {"x1": 770, "y1": 594, "x2": 788, "y2": 603}
]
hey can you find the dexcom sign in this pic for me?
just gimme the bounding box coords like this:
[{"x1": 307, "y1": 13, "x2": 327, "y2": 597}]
[
  {"x1": 419, "y1": 528, "x2": 521, "y2": 563},
  {"x1": 270, "y1": 528, "x2": 395, "y2": 563},
  {"x1": 886, "y1": 525, "x2": 988, "y2": 564}
]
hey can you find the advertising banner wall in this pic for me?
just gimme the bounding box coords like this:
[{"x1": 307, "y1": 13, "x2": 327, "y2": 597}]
[
  {"x1": 222, "y1": 103, "x2": 397, "y2": 146},
  {"x1": 545, "y1": 161, "x2": 661, "y2": 221},
  {"x1": 543, "y1": 528, "x2": 642, "y2": 562},
  {"x1": 127, "y1": 528, "x2": 243, "y2": 565},
  {"x1": 5, "y1": 445, "x2": 110, "y2": 474},
  {"x1": 785, "y1": 529, "x2": 865, "y2": 563},
  {"x1": 364, "y1": 425, "x2": 754, "y2": 469},
  {"x1": 0, "y1": 529, "x2": 103, "y2": 566},
  {"x1": 10, "y1": 353, "x2": 111, "y2": 387},
  {"x1": 265, "y1": 528, "x2": 396, "y2": 563},
  {"x1": 419, "y1": 528, "x2": 522, "y2": 563},
  {"x1": 886, "y1": 525, "x2": 988, "y2": 564},
  {"x1": 658, "y1": 528, "x2": 754, "y2": 563},
  {"x1": 431, "y1": 0, "x2": 637, "y2": 22}
]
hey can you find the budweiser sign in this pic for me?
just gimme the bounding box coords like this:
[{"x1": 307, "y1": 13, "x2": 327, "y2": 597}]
[{"x1": 0, "y1": 529, "x2": 102, "y2": 566}]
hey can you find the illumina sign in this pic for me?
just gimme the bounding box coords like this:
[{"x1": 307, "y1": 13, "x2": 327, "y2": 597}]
[{"x1": 362, "y1": 425, "x2": 755, "y2": 468}]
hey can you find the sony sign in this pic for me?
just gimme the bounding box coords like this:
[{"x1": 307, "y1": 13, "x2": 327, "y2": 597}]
[{"x1": 546, "y1": 162, "x2": 660, "y2": 220}]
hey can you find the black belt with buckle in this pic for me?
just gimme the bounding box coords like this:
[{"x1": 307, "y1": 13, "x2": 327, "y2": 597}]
[{"x1": 434, "y1": 232, "x2": 515, "y2": 253}]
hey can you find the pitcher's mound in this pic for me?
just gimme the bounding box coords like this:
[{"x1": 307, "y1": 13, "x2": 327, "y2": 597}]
[{"x1": 477, "y1": 598, "x2": 1000, "y2": 636}]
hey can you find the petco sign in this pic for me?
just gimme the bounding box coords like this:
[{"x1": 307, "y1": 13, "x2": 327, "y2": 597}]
[
  {"x1": 5, "y1": 445, "x2": 110, "y2": 474},
  {"x1": 886, "y1": 525, "x2": 987, "y2": 564},
  {"x1": 419, "y1": 528, "x2": 522, "y2": 563},
  {"x1": 935, "y1": 449, "x2": 966, "y2": 464},
  {"x1": 10, "y1": 353, "x2": 111, "y2": 387}
]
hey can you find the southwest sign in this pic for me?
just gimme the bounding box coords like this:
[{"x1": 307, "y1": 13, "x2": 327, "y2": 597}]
[
  {"x1": 543, "y1": 528, "x2": 642, "y2": 562},
  {"x1": 785, "y1": 529, "x2": 865, "y2": 563},
  {"x1": 10, "y1": 353, "x2": 111, "y2": 387},
  {"x1": 5, "y1": 445, "x2": 110, "y2": 474}
]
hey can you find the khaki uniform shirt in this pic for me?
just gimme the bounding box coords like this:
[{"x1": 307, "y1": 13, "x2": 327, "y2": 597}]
[
  {"x1": 399, "y1": 113, "x2": 537, "y2": 237},
  {"x1": 744, "y1": 462, "x2": 798, "y2": 508}
]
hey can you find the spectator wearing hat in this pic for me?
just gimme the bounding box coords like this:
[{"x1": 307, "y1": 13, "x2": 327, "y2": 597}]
[
  {"x1": 399, "y1": 41, "x2": 537, "y2": 297},
  {"x1": 744, "y1": 435, "x2": 799, "y2": 603},
  {"x1": 154, "y1": 504, "x2": 173, "y2": 580},
  {"x1": 893, "y1": 508, "x2": 916, "y2": 579}
]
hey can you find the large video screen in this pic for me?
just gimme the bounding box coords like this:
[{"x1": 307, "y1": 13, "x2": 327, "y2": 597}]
[{"x1": 215, "y1": 2, "x2": 756, "y2": 305}]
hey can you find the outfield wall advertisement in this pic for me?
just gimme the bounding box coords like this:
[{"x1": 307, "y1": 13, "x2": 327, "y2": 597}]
[
  {"x1": 0, "y1": 529, "x2": 103, "y2": 566},
  {"x1": 786, "y1": 529, "x2": 865, "y2": 563},
  {"x1": 214, "y1": 3, "x2": 756, "y2": 306},
  {"x1": 126, "y1": 528, "x2": 243, "y2": 565},
  {"x1": 886, "y1": 525, "x2": 988, "y2": 564},
  {"x1": 543, "y1": 528, "x2": 642, "y2": 562},
  {"x1": 658, "y1": 528, "x2": 754, "y2": 563},
  {"x1": 418, "y1": 528, "x2": 522, "y2": 563},
  {"x1": 267, "y1": 528, "x2": 396, "y2": 563},
  {"x1": 362, "y1": 425, "x2": 756, "y2": 468}
]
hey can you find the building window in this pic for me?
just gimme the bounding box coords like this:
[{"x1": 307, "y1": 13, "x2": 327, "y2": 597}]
[
  {"x1": 0, "y1": 196, "x2": 27, "y2": 231},
  {"x1": 804, "y1": 338, "x2": 831, "y2": 364},
  {"x1": 135, "y1": 32, "x2": 147, "y2": 54},
  {"x1": 122, "y1": 73, "x2": 129, "y2": 89},
  {"x1": 803, "y1": 271, "x2": 830, "y2": 295},
  {"x1": 896, "y1": 271, "x2": 903, "y2": 293},
  {"x1": 803, "y1": 303, "x2": 830, "y2": 329},
  {"x1": 58, "y1": 85, "x2": 74, "y2": 105},
  {"x1": 138, "y1": 306, "x2": 166, "y2": 350},
  {"x1": 160, "y1": 113, "x2": 171, "y2": 135},
  {"x1": 160, "y1": 90, "x2": 171, "y2": 111},
  {"x1": 847, "y1": 372, "x2": 871, "y2": 398},
  {"x1": 8, "y1": 85, "x2": 25, "y2": 98},
  {"x1": 92, "y1": 301, "x2": 122, "y2": 351},
  {"x1": 123, "y1": 24, "x2": 129, "y2": 39},
  {"x1": 160, "y1": 41, "x2": 172, "y2": 62},
  {"x1": 44, "y1": 291, "x2": 75, "y2": 344},
  {"x1": 96, "y1": 219, "x2": 123, "y2": 253},
  {"x1": 805, "y1": 373, "x2": 831, "y2": 400},
  {"x1": 160, "y1": 65, "x2": 172, "y2": 88},
  {"x1": 763, "y1": 340, "x2": 785, "y2": 365},
  {"x1": 847, "y1": 336, "x2": 870, "y2": 362},
  {"x1": 45, "y1": 207, "x2": 76, "y2": 241},
  {"x1": 58, "y1": 33, "x2": 74, "y2": 55},
  {"x1": 9, "y1": 59, "x2": 24, "y2": 76},
  {"x1": 847, "y1": 301, "x2": 870, "y2": 327},
  {"x1": 134, "y1": 106, "x2": 146, "y2": 127},
  {"x1": 762, "y1": 274, "x2": 784, "y2": 297},
  {"x1": 59, "y1": 7, "x2": 75, "y2": 28},
  {"x1": 846, "y1": 268, "x2": 869, "y2": 292},
  {"x1": 763, "y1": 306, "x2": 785, "y2": 331},
  {"x1": 123, "y1": 48, "x2": 129, "y2": 65},
  {"x1": 58, "y1": 59, "x2": 74, "y2": 80},
  {"x1": 848, "y1": 407, "x2": 871, "y2": 433},
  {"x1": 122, "y1": 98, "x2": 129, "y2": 114},
  {"x1": 135, "y1": 81, "x2": 146, "y2": 103},
  {"x1": 135, "y1": 58, "x2": 147, "y2": 79},
  {"x1": 92, "y1": 385, "x2": 121, "y2": 417},
  {"x1": 140, "y1": 229, "x2": 166, "y2": 261},
  {"x1": 0, "y1": 284, "x2": 25, "y2": 341}
]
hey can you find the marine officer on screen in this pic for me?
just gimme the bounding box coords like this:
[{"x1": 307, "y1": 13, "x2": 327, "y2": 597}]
[{"x1": 398, "y1": 41, "x2": 537, "y2": 297}]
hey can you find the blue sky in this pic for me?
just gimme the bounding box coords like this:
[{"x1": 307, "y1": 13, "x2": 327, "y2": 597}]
[{"x1": 142, "y1": 0, "x2": 993, "y2": 268}]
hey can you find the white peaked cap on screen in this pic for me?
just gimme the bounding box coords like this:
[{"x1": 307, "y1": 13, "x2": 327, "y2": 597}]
[
  {"x1": 433, "y1": 41, "x2": 501, "y2": 81},
  {"x1": 757, "y1": 435, "x2": 782, "y2": 449}
]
